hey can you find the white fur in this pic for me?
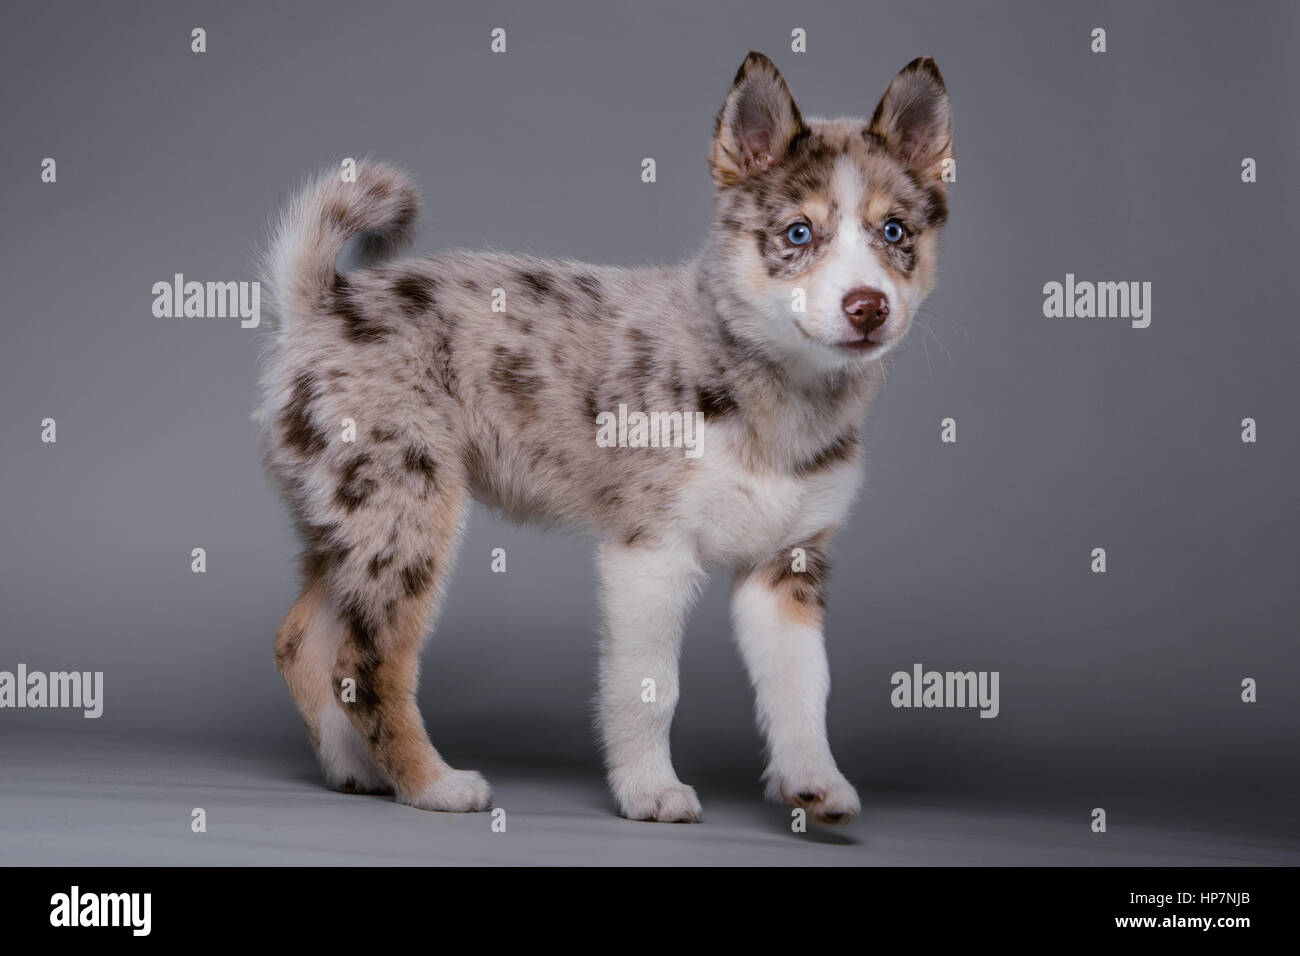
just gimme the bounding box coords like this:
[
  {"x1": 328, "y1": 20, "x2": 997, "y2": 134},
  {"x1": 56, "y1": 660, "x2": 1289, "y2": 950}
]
[
  {"x1": 316, "y1": 707, "x2": 388, "y2": 792},
  {"x1": 731, "y1": 573, "x2": 860, "y2": 822},
  {"x1": 685, "y1": 433, "x2": 863, "y2": 567},
  {"x1": 816, "y1": 158, "x2": 903, "y2": 342},
  {"x1": 596, "y1": 540, "x2": 707, "y2": 822},
  {"x1": 406, "y1": 770, "x2": 492, "y2": 812}
]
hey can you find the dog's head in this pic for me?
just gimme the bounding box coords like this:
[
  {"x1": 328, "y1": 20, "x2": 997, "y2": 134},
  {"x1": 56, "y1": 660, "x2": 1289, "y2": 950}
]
[{"x1": 706, "y1": 53, "x2": 952, "y2": 370}]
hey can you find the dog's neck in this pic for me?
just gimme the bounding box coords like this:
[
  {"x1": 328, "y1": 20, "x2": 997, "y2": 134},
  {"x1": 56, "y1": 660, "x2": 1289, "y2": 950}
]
[{"x1": 685, "y1": 259, "x2": 883, "y2": 472}]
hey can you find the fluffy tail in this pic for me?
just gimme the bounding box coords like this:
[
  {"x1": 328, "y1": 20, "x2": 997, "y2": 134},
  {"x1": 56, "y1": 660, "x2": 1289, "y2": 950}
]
[{"x1": 260, "y1": 160, "x2": 420, "y2": 326}]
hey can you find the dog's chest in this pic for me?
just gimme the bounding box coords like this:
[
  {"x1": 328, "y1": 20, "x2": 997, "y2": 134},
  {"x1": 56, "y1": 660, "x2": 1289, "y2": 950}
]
[{"x1": 680, "y1": 442, "x2": 861, "y2": 566}]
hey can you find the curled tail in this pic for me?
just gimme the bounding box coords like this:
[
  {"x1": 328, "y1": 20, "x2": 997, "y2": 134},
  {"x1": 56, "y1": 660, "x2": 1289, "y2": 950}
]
[{"x1": 260, "y1": 160, "x2": 420, "y2": 326}]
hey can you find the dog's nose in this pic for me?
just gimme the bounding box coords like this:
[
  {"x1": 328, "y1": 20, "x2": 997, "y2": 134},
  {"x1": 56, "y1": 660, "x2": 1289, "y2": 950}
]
[{"x1": 841, "y1": 287, "x2": 890, "y2": 335}]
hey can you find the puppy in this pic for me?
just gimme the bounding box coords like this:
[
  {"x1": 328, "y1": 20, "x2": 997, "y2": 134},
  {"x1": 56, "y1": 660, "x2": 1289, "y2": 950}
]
[{"x1": 257, "y1": 53, "x2": 953, "y2": 824}]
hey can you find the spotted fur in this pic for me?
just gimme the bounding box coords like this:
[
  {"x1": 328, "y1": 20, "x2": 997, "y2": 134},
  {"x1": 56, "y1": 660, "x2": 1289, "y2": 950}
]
[{"x1": 256, "y1": 53, "x2": 953, "y2": 823}]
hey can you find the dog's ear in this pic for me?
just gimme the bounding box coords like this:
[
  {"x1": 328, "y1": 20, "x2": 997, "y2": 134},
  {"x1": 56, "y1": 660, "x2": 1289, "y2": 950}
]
[
  {"x1": 869, "y1": 58, "x2": 952, "y2": 184},
  {"x1": 709, "y1": 52, "x2": 806, "y2": 188}
]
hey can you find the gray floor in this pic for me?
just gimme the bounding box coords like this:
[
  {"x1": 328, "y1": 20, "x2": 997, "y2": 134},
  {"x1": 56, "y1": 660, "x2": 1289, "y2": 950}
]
[{"x1": 1, "y1": 735, "x2": 1295, "y2": 866}]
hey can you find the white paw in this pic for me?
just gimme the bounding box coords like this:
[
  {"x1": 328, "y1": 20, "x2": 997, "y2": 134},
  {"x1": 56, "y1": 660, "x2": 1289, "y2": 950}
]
[
  {"x1": 402, "y1": 769, "x2": 493, "y2": 812},
  {"x1": 768, "y1": 769, "x2": 860, "y2": 826},
  {"x1": 612, "y1": 776, "x2": 703, "y2": 823}
]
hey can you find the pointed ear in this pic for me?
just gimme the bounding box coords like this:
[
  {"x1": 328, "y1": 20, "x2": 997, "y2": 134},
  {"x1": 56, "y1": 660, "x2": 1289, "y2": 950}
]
[
  {"x1": 709, "y1": 52, "x2": 806, "y2": 188},
  {"x1": 869, "y1": 57, "x2": 952, "y2": 183}
]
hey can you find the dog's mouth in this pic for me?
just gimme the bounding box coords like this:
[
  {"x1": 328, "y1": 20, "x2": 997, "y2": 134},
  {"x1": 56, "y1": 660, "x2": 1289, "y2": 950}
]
[
  {"x1": 794, "y1": 319, "x2": 890, "y2": 356},
  {"x1": 833, "y1": 332, "x2": 886, "y2": 351}
]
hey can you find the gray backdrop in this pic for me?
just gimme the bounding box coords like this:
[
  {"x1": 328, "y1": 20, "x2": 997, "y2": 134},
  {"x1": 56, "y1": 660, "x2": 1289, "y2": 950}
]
[{"x1": 1, "y1": 0, "x2": 1296, "y2": 843}]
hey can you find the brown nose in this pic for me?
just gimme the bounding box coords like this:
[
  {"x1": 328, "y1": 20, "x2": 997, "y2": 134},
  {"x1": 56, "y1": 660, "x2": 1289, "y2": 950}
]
[{"x1": 841, "y1": 287, "x2": 890, "y2": 335}]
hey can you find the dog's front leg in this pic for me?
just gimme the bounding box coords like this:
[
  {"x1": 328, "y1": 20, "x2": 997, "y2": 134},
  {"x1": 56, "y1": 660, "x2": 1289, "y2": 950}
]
[
  {"x1": 596, "y1": 539, "x2": 707, "y2": 822},
  {"x1": 731, "y1": 532, "x2": 860, "y2": 825}
]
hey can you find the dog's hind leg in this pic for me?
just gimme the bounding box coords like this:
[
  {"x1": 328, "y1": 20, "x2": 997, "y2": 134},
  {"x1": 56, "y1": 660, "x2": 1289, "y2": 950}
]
[
  {"x1": 324, "y1": 474, "x2": 490, "y2": 813},
  {"x1": 275, "y1": 579, "x2": 390, "y2": 794}
]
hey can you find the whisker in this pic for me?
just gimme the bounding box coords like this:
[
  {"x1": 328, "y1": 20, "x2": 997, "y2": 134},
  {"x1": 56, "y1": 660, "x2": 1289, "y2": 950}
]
[
  {"x1": 916, "y1": 306, "x2": 968, "y2": 343},
  {"x1": 916, "y1": 319, "x2": 934, "y2": 377},
  {"x1": 913, "y1": 316, "x2": 953, "y2": 365}
]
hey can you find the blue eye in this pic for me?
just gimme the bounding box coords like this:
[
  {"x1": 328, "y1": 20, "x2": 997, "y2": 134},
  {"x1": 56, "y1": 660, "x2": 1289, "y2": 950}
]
[
  {"x1": 786, "y1": 223, "x2": 812, "y2": 246},
  {"x1": 883, "y1": 220, "x2": 906, "y2": 244}
]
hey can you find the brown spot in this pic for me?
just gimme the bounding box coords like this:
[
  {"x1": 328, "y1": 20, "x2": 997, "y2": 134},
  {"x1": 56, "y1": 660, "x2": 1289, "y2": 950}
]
[
  {"x1": 299, "y1": 520, "x2": 346, "y2": 580},
  {"x1": 595, "y1": 484, "x2": 625, "y2": 510},
  {"x1": 697, "y1": 383, "x2": 739, "y2": 419},
  {"x1": 742, "y1": 532, "x2": 835, "y2": 628},
  {"x1": 516, "y1": 270, "x2": 554, "y2": 299},
  {"x1": 345, "y1": 649, "x2": 383, "y2": 714},
  {"x1": 779, "y1": 581, "x2": 824, "y2": 627},
  {"x1": 767, "y1": 555, "x2": 827, "y2": 596},
  {"x1": 324, "y1": 198, "x2": 354, "y2": 230},
  {"x1": 341, "y1": 600, "x2": 378, "y2": 652},
  {"x1": 280, "y1": 372, "x2": 328, "y2": 456},
  {"x1": 402, "y1": 446, "x2": 438, "y2": 489},
  {"x1": 367, "y1": 551, "x2": 396, "y2": 578},
  {"x1": 392, "y1": 272, "x2": 438, "y2": 315},
  {"x1": 399, "y1": 555, "x2": 437, "y2": 598},
  {"x1": 794, "y1": 431, "x2": 861, "y2": 475},
  {"x1": 392, "y1": 198, "x2": 418, "y2": 235},
  {"x1": 920, "y1": 183, "x2": 948, "y2": 228},
  {"x1": 335, "y1": 454, "x2": 376, "y2": 512},
  {"x1": 573, "y1": 273, "x2": 605, "y2": 304},
  {"x1": 429, "y1": 327, "x2": 459, "y2": 397},
  {"x1": 333, "y1": 274, "x2": 389, "y2": 343},
  {"x1": 490, "y1": 346, "x2": 543, "y2": 406}
]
